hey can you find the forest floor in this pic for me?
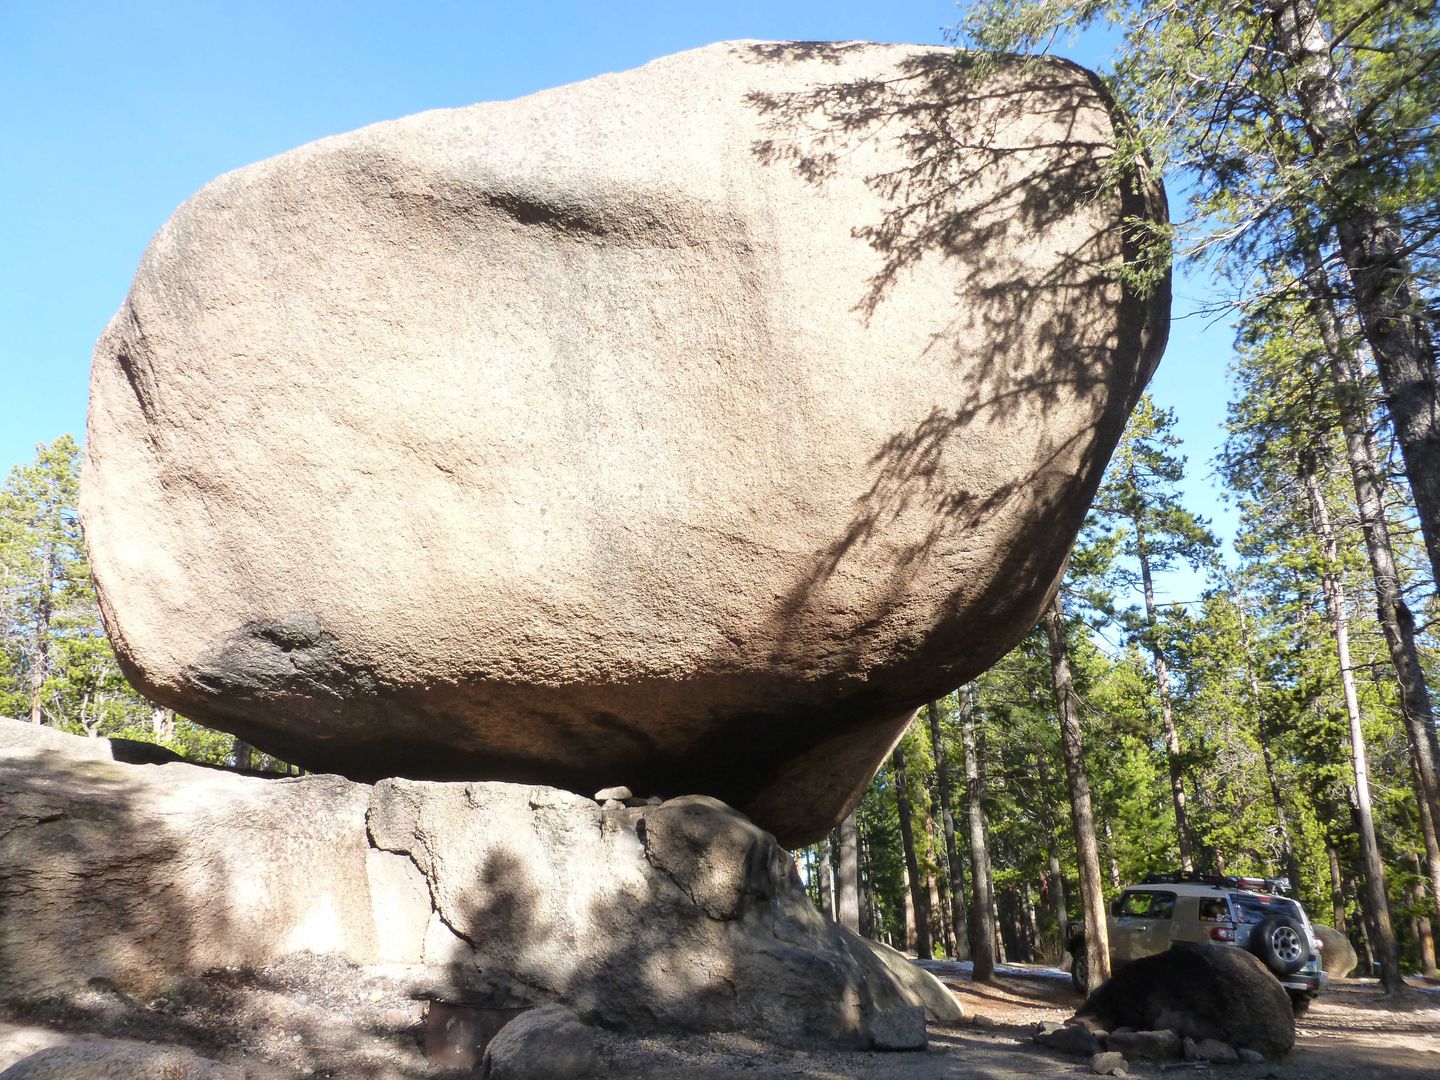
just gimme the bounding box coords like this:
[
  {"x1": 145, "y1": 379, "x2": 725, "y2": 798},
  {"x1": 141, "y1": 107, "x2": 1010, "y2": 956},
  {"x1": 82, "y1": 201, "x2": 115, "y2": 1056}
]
[{"x1": 1, "y1": 956, "x2": 1436, "y2": 1078}]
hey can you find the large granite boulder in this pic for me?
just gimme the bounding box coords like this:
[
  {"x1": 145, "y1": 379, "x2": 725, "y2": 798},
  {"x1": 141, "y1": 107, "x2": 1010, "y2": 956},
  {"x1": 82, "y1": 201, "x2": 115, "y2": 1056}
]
[
  {"x1": 0, "y1": 719, "x2": 920, "y2": 1050},
  {"x1": 83, "y1": 40, "x2": 1168, "y2": 845},
  {"x1": 1311, "y1": 923, "x2": 1358, "y2": 979}
]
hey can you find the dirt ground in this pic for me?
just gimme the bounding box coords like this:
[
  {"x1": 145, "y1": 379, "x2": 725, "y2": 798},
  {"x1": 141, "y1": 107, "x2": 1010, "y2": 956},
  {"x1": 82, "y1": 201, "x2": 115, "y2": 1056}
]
[{"x1": 1, "y1": 956, "x2": 1436, "y2": 1078}]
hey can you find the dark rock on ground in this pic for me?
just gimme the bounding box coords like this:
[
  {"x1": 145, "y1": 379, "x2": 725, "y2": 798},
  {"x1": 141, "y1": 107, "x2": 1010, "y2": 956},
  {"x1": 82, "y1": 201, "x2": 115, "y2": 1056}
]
[
  {"x1": 1105, "y1": 1029, "x2": 1180, "y2": 1061},
  {"x1": 1034, "y1": 1021, "x2": 1101, "y2": 1056},
  {"x1": 1194, "y1": 1037, "x2": 1239, "y2": 1063},
  {"x1": 1090, "y1": 1050, "x2": 1127, "y2": 1075},
  {"x1": 481, "y1": 1005, "x2": 598, "y2": 1080},
  {"x1": 1076, "y1": 942, "x2": 1295, "y2": 1059}
]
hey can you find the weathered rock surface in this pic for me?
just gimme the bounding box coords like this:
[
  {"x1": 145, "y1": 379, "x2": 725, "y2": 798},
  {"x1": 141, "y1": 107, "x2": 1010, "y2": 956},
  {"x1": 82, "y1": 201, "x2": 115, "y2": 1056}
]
[
  {"x1": 1034, "y1": 1021, "x2": 1101, "y2": 1056},
  {"x1": 0, "y1": 719, "x2": 920, "y2": 1049},
  {"x1": 849, "y1": 936, "x2": 965, "y2": 1025},
  {"x1": 83, "y1": 41, "x2": 1169, "y2": 846},
  {"x1": 368, "y1": 782, "x2": 924, "y2": 1047},
  {"x1": 1076, "y1": 943, "x2": 1294, "y2": 1059},
  {"x1": 1311, "y1": 923, "x2": 1358, "y2": 979},
  {"x1": 0, "y1": 1040, "x2": 240, "y2": 1080},
  {"x1": 1105, "y1": 1028, "x2": 1180, "y2": 1061}
]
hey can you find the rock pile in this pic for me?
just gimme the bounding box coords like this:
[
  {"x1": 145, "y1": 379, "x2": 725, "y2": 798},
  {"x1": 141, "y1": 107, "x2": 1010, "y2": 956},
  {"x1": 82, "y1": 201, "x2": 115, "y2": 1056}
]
[{"x1": 83, "y1": 39, "x2": 1168, "y2": 846}]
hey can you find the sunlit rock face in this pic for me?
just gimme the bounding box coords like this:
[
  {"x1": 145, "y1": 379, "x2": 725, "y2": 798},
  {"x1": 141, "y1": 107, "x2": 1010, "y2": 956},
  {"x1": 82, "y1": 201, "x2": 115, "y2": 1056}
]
[{"x1": 83, "y1": 41, "x2": 1168, "y2": 846}]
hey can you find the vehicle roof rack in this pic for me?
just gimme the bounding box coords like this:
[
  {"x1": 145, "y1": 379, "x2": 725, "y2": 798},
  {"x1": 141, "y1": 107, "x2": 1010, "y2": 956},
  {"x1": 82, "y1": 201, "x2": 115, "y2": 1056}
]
[{"x1": 1140, "y1": 871, "x2": 1291, "y2": 895}]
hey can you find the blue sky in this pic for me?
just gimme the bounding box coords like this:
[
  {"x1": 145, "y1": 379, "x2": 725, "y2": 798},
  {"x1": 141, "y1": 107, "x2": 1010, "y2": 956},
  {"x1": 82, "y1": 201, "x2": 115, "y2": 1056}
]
[{"x1": 2, "y1": 0, "x2": 1232, "y2": 601}]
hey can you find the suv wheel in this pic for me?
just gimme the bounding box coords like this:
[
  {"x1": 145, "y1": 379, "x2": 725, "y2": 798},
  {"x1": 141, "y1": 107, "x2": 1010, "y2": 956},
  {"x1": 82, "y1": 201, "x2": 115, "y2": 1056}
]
[
  {"x1": 1251, "y1": 915, "x2": 1307, "y2": 976},
  {"x1": 1070, "y1": 948, "x2": 1088, "y2": 994}
]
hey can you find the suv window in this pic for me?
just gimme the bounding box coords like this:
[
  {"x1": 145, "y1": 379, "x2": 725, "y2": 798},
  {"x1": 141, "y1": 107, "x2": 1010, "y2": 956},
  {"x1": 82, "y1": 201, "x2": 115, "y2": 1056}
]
[
  {"x1": 1119, "y1": 890, "x2": 1176, "y2": 918},
  {"x1": 1229, "y1": 892, "x2": 1303, "y2": 924}
]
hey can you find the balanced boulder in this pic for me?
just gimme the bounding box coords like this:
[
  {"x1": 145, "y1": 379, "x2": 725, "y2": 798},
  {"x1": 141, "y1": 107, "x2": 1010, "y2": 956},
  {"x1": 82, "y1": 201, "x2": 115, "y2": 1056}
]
[{"x1": 83, "y1": 40, "x2": 1168, "y2": 845}]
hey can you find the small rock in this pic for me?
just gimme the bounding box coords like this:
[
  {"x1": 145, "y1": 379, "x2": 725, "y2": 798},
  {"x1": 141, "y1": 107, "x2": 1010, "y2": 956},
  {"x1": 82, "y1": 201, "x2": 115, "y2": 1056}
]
[
  {"x1": 970, "y1": 1014, "x2": 999, "y2": 1029},
  {"x1": 1183, "y1": 1036, "x2": 1198, "y2": 1060},
  {"x1": 868, "y1": 1004, "x2": 927, "y2": 1050},
  {"x1": 1237, "y1": 1047, "x2": 1265, "y2": 1064},
  {"x1": 601, "y1": 799, "x2": 624, "y2": 811},
  {"x1": 1035, "y1": 1023, "x2": 1101, "y2": 1056},
  {"x1": 1091, "y1": 1050, "x2": 1128, "y2": 1075},
  {"x1": 1035, "y1": 1020, "x2": 1063, "y2": 1036},
  {"x1": 1106, "y1": 1028, "x2": 1180, "y2": 1061},
  {"x1": 623, "y1": 797, "x2": 650, "y2": 807},
  {"x1": 482, "y1": 1004, "x2": 598, "y2": 1080},
  {"x1": 593, "y1": 786, "x2": 632, "y2": 802},
  {"x1": 1195, "y1": 1037, "x2": 1239, "y2": 1064},
  {"x1": 645, "y1": 796, "x2": 663, "y2": 805}
]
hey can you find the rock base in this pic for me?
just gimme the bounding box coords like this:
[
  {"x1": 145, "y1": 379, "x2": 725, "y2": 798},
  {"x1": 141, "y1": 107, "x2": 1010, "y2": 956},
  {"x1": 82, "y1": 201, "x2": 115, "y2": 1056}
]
[{"x1": 0, "y1": 720, "x2": 924, "y2": 1051}]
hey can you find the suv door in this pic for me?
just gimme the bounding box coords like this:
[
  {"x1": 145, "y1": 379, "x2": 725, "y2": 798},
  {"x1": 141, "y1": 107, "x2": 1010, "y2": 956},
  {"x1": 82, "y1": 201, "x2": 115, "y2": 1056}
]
[{"x1": 1112, "y1": 889, "x2": 1177, "y2": 963}]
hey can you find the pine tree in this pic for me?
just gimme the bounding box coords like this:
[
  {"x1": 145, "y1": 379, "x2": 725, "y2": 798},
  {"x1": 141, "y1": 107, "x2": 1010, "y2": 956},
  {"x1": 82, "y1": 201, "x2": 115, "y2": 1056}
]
[
  {"x1": 1090, "y1": 396, "x2": 1218, "y2": 870},
  {"x1": 0, "y1": 436, "x2": 91, "y2": 724}
]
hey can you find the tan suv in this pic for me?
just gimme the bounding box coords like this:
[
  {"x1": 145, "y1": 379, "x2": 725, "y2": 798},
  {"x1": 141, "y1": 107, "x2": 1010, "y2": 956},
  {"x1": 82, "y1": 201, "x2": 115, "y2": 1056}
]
[{"x1": 1068, "y1": 872, "x2": 1328, "y2": 1013}]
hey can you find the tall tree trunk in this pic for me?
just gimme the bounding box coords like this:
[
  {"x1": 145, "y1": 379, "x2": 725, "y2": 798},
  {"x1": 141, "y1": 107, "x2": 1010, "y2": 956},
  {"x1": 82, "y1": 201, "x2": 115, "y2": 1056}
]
[
  {"x1": 1258, "y1": 733, "x2": 1304, "y2": 896},
  {"x1": 1270, "y1": 0, "x2": 1440, "y2": 590},
  {"x1": 1020, "y1": 883, "x2": 1041, "y2": 964},
  {"x1": 1133, "y1": 519, "x2": 1193, "y2": 870},
  {"x1": 1043, "y1": 591, "x2": 1112, "y2": 990},
  {"x1": 926, "y1": 699, "x2": 972, "y2": 960},
  {"x1": 860, "y1": 830, "x2": 876, "y2": 939},
  {"x1": 1300, "y1": 252, "x2": 1440, "y2": 932},
  {"x1": 1239, "y1": 605, "x2": 1305, "y2": 896},
  {"x1": 960, "y1": 683, "x2": 997, "y2": 982},
  {"x1": 1047, "y1": 843, "x2": 1069, "y2": 962},
  {"x1": 818, "y1": 833, "x2": 835, "y2": 920},
  {"x1": 892, "y1": 742, "x2": 932, "y2": 959},
  {"x1": 1351, "y1": 872, "x2": 1376, "y2": 975},
  {"x1": 838, "y1": 811, "x2": 862, "y2": 933},
  {"x1": 1103, "y1": 820, "x2": 1121, "y2": 890},
  {"x1": 1327, "y1": 843, "x2": 1348, "y2": 932},
  {"x1": 902, "y1": 863, "x2": 918, "y2": 954},
  {"x1": 928, "y1": 868, "x2": 947, "y2": 958},
  {"x1": 1410, "y1": 853, "x2": 1439, "y2": 977},
  {"x1": 27, "y1": 544, "x2": 55, "y2": 724},
  {"x1": 991, "y1": 889, "x2": 1007, "y2": 965},
  {"x1": 1303, "y1": 467, "x2": 1403, "y2": 993}
]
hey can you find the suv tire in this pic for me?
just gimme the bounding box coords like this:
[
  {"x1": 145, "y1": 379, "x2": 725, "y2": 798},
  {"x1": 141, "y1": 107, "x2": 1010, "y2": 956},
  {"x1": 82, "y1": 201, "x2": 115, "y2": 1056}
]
[
  {"x1": 1251, "y1": 915, "x2": 1307, "y2": 976},
  {"x1": 1071, "y1": 948, "x2": 1088, "y2": 994}
]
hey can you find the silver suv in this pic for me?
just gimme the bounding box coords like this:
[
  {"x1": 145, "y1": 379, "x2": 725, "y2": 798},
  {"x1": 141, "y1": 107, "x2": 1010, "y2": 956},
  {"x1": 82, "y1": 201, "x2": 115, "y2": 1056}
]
[{"x1": 1069, "y1": 872, "x2": 1328, "y2": 1013}]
